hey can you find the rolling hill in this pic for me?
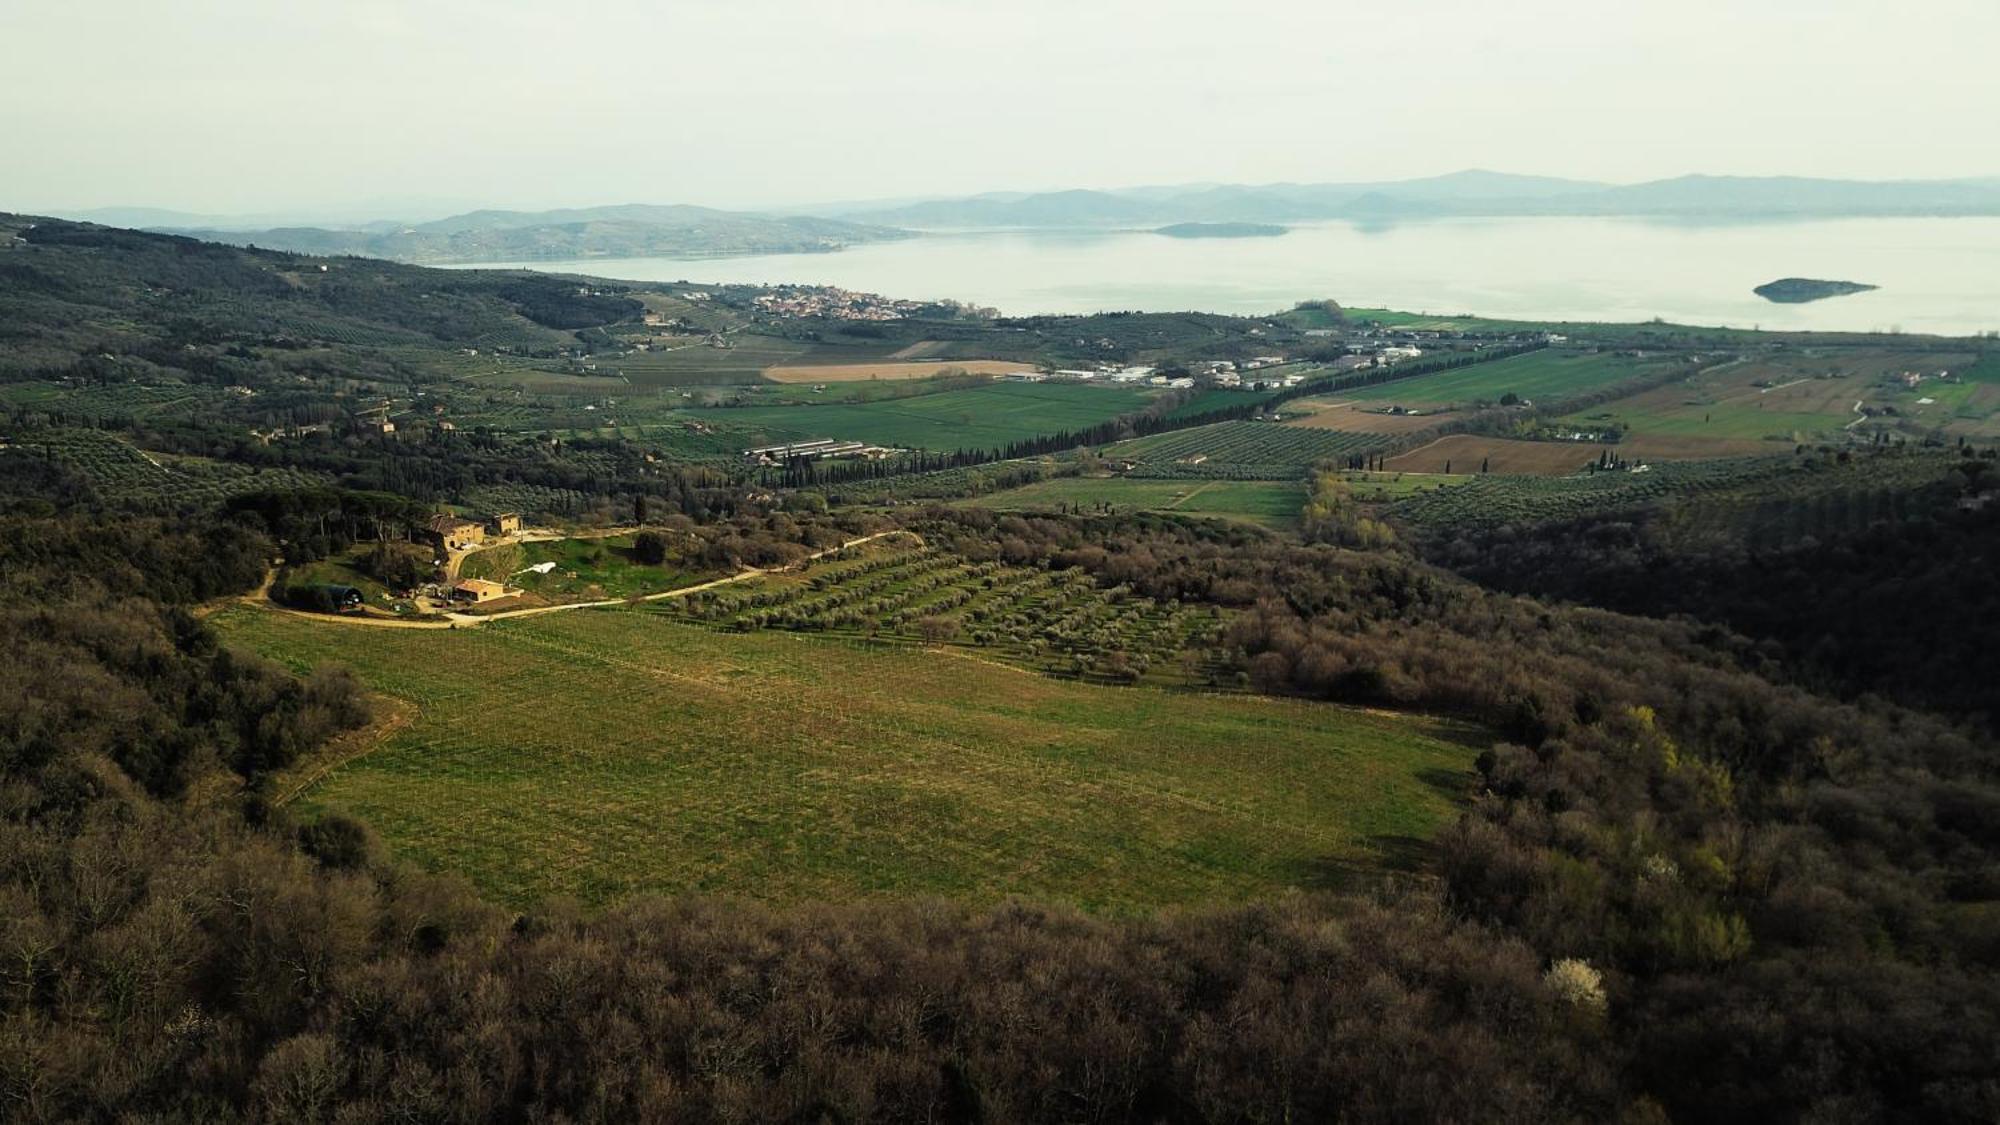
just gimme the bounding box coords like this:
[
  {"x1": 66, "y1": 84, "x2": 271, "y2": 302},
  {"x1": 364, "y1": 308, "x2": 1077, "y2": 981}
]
[
  {"x1": 835, "y1": 170, "x2": 2000, "y2": 228},
  {"x1": 163, "y1": 203, "x2": 911, "y2": 264}
]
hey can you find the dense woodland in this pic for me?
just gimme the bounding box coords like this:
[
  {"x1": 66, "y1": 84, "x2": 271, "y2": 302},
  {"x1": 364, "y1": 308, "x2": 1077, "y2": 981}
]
[
  {"x1": 3, "y1": 219, "x2": 1999, "y2": 1121},
  {"x1": 1420, "y1": 453, "x2": 2000, "y2": 725}
]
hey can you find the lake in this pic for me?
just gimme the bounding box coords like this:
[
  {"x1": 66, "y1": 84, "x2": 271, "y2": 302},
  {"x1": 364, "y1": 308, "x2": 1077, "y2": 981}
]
[{"x1": 470, "y1": 216, "x2": 2000, "y2": 337}]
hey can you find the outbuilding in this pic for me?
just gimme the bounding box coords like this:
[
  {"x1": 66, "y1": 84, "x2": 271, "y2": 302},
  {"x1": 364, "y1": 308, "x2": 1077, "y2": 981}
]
[{"x1": 451, "y1": 579, "x2": 507, "y2": 604}]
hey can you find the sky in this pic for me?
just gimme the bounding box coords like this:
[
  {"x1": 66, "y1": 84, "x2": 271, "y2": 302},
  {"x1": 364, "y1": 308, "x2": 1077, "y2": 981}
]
[{"x1": 4, "y1": 0, "x2": 1997, "y2": 219}]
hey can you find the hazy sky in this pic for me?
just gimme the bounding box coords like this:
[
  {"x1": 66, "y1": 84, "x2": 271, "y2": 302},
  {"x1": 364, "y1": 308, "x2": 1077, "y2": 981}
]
[{"x1": 5, "y1": 0, "x2": 1996, "y2": 217}]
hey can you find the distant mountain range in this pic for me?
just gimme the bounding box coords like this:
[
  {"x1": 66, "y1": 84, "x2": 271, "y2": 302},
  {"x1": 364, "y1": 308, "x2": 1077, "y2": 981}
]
[
  {"x1": 817, "y1": 170, "x2": 2000, "y2": 228},
  {"x1": 54, "y1": 171, "x2": 2000, "y2": 267},
  {"x1": 142, "y1": 204, "x2": 909, "y2": 264}
]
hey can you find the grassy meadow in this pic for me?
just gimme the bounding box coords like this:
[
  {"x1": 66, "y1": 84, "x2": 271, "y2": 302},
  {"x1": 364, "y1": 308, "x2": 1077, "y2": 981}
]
[
  {"x1": 214, "y1": 605, "x2": 1479, "y2": 913},
  {"x1": 457, "y1": 534, "x2": 710, "y2": 603}
]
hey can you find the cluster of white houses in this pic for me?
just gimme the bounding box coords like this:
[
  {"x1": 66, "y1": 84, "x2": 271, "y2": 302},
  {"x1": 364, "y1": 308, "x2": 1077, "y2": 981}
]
[{"x1": 998, "y1": 360, "x2": 1318, "y2": 392}]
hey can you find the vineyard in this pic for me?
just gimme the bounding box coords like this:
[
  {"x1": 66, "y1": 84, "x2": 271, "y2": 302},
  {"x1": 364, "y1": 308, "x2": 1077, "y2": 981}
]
[
  {"x1": 1, "y1": 427, "x2": 327, "y2": 506},
  {"x1": 814, "y1": 461, "x2": 1072, "y2": 505},
  {"x1": 0, "y1": 380, "x2": 238, "y2": 424},
  {"x1": 1387, "y1": 456, "x2": 1809, "y2": 529},
  {"x1": 214, "y1": 604, "x2": 1475, "y2": 910},
  {"x1": 668, "y1": 543, "x2": 1228, "y2": 686},
  {"x1": 1103, "y1": 421, "x2": 1392, "y2": 479}
]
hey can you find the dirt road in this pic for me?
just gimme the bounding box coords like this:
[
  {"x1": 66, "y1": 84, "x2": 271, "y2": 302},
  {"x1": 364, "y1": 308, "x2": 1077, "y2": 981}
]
[{"x1": 243, "y1": 530, "x2": 917, "y2": 631}]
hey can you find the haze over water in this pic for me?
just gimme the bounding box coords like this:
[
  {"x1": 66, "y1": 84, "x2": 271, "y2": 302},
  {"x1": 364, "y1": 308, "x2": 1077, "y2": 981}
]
[{"x1": 478, "y1": 216, "x2": 2000, "y2": 337}]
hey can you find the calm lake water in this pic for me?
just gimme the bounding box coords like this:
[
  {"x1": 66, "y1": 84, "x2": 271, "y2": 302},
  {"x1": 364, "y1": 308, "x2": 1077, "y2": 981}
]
[{"x1": 476, "y1": 217, "x2": 2000, "y2": 337}]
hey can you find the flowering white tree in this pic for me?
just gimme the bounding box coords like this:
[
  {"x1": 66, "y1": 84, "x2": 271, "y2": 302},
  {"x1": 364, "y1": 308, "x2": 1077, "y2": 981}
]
[{"x1": 1545, "y1": 958, "x2": 1608, "y2": 1013}]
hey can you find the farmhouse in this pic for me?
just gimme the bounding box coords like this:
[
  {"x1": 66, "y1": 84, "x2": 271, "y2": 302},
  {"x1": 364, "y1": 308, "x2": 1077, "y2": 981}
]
[
  {"x1": 451, "y1": 578, "x2": 507, "y2": 604},
  {"x1": 488, "y1": 512, "x2": 522, "y2": 536},
  {"x1": 422, "y1": 514, "x2": 485, "y2": 551}
]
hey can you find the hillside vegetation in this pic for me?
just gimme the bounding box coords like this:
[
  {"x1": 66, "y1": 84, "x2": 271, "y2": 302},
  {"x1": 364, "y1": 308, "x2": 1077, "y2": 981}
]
[{"x1": 5, "y1": 220, "x2": 2000, "y2": 1121}]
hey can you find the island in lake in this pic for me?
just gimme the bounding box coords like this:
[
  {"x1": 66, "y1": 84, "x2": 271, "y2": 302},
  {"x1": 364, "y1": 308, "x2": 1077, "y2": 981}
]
[
  {"x1": 1155, "y1": 221, "x2": 1288, "y2": 239},
  {"x1": 1754, "y1": 277, "x2": 1880, "y2": 304}
]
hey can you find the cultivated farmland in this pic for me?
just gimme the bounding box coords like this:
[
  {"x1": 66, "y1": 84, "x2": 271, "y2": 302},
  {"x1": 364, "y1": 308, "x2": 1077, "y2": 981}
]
[
  {"x1": 1284, "y1": 400, "x2": 1454, "y2": 434},
  {"x1": 669, "y1": 540, "x2": 1224, "y2": 686},
  {"x1": 763, "y1": 359, "x2": 1031, "y2": 383},
  {"x1": 1387, "y1": 456, "x2": 1810, "y2": 529},
  {"x1": 1104, "y1": 421, "x2": 1391, "y2": 479},
  {"x1": 602, "y1": 335, "x2": 816, "y2": 386},
  {"x1": 966, "y1": 476, "x2": 1307, "y2": 528},
  {"x1": 1560, "y1": 348, "x2": 1983, "y2": 449},
  {"x1": 1387, "y1": 435, "x2": 1616, "y2": 476},
  {"x1": 214, "y1": 605, "x2": 1477, "y2": 912},
  {"x1": 1344, "y1": 349, "x2": 1683, "y2": 408},
  {"x1": 1, "y1": 427, "x2": 327, "y2": 506},
  {"x1": 690, "y1": 382, "x2": 1156, "y2": 450}
]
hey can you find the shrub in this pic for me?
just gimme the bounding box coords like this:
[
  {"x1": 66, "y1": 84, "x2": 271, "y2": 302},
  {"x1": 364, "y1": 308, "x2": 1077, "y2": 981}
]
[{"x1": 633, "y1": 531, "x2": 669, "y2": 565}]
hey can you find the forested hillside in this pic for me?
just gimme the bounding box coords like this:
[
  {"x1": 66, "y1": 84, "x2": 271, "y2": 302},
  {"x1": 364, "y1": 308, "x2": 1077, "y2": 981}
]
[
  {"x1": 3, "y1": 222, "x2": 1999, "y2": 1121},
  {"x1": 1419, "y1": 449, "x2": 2000, "y2": 724},
  {"x1": 0, "y1": 215, "x2": 641, "y2": 381}
]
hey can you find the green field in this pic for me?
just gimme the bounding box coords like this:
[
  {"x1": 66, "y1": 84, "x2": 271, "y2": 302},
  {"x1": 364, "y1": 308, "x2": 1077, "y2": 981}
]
[
  {"x1": 215, "y1": 606, "x2": 1478, "y2": 912},
  {"x1": 1963, "y1": 352, "x2": 2000, "y2": 384},
  {"x1": 689, "y1": 382, "x2": 1158, "y2": 450},
  {"x1": 1104, "y1": 421, "x2": 1390, "y2": 479},
  {"x1": 457, "y1": 534, "x2": 711, "y2": 603},
  {"x1": 572, "y1": 335, "x2": 1039, "y2": 390},
  {"x1": 1334, "y1": 470, "x2": 1471, "y2": 502},
  {"x1": 1577, "y1": 403, "x2": 1837, "y2": 442},
  {"x1": 1551, "y1": 349, "x2": 1999, "y2": 447},
  {"x1": 966, "y1": 476, "x2": 1306, "y2": 528},
  {"x1": 1347, "y1": 349, "x2": 1677, "y2": 407},
  {"x1": 598, "y1": 334, "x2": 814, "y2": 386}
]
